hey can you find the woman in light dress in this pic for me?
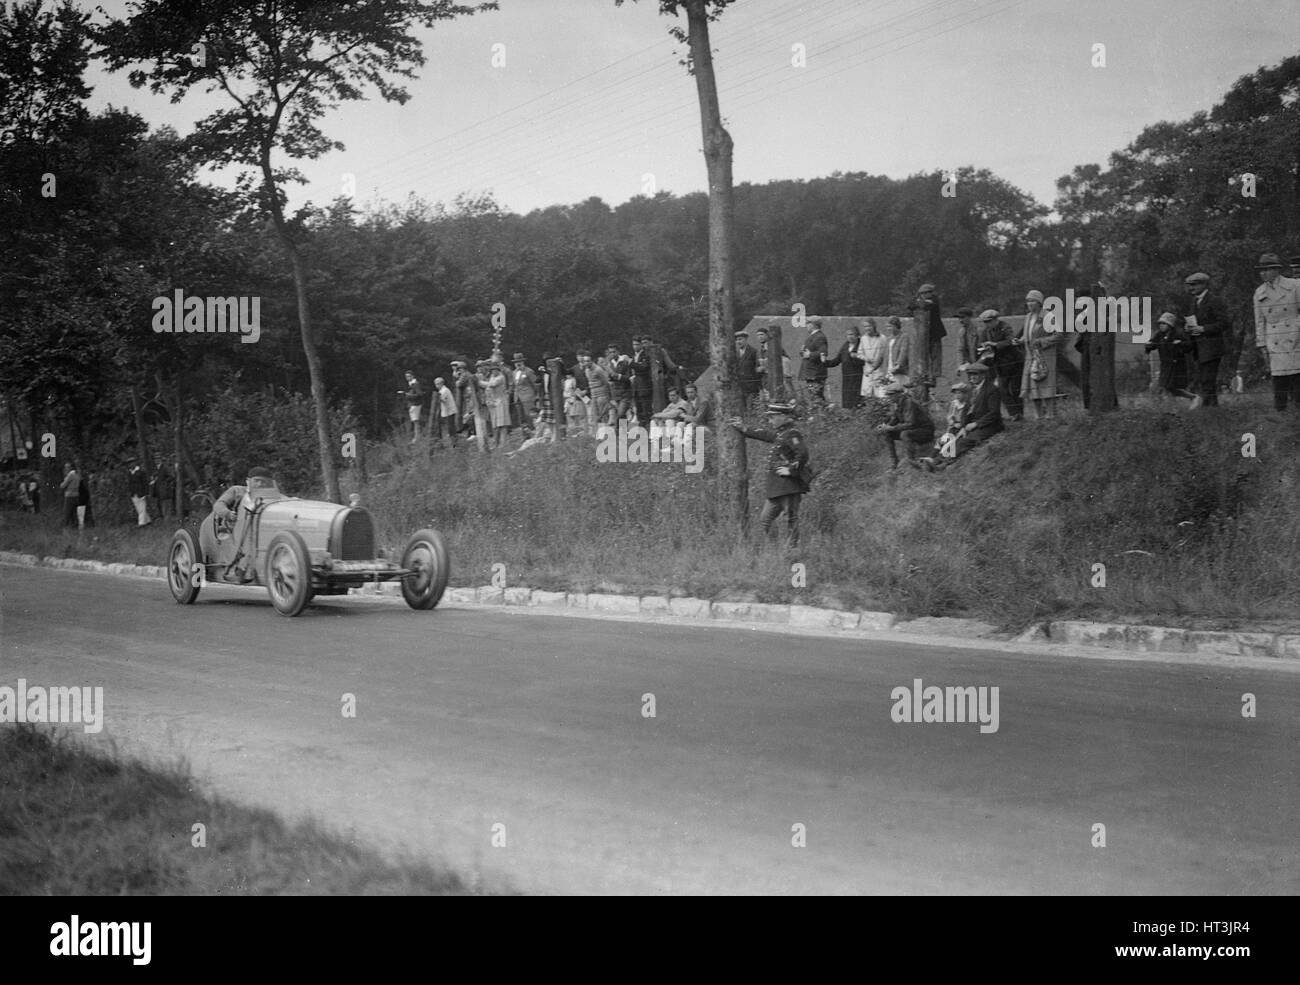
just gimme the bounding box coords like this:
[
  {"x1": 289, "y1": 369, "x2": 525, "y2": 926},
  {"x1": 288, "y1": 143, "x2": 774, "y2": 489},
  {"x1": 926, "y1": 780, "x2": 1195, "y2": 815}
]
[{"x1": 856, "y1": 317, "x2": 888, "y2": 400}]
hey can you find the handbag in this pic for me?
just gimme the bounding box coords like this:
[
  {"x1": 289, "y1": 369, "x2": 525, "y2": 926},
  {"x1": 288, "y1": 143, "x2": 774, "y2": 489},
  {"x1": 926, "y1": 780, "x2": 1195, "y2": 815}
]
[{"x1": 1029, "y1": 350, "x2": 1048, "y2": 382}]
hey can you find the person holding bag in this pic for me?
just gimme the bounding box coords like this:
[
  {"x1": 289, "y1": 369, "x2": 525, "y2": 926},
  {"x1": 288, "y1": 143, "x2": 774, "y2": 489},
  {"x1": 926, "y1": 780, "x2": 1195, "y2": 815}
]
[{"x1": 1017, "y1": 289, "x2": 1060, "y2": 419}]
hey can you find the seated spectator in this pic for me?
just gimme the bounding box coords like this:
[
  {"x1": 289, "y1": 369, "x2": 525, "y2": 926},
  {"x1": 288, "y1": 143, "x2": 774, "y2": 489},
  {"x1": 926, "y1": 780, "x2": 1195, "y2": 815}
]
[
  {"x1": 874, "y1": 381, "x2": 935, "y2": 472},
  {"x1": 925, "y1": 361, "x2": 1003, "y2": 470},
  {"x1": 936, "y1": 381, "x2": 971, "y2": 457},
  {"x1": 652, "y1": 387, "x2": 693, "y2": 422}
]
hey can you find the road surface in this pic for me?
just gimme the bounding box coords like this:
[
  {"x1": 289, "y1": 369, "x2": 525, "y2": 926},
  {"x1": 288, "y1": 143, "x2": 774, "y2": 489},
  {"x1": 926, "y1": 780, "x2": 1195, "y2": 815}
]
[{"x1": 2, "y1": 565, "x2": 1297, "y2": 894}]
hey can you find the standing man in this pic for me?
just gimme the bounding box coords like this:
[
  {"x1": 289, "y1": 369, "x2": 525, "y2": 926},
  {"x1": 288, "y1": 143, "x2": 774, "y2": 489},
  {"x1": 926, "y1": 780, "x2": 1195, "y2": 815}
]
[
  {"x1": 630, "y1": 336, "x2": 652, "y2": 425},
  {"x1": 606, "y1": 345, "x2": 633, "y2": 423},
  {"x1": 955, "y1": 307, "x2": 980, "y2": 367},
  {"x1": 909, "y1": 283, "x2": 947, "y2": 399},
  {"x1": 400, "y1": 371, "x2": 424, "y2": 442},
  {"x1": 77, "y1": 466, "x2": 93, "y2": 528},
  {"x1": 60, "y1": 462, "x2": 80, "y2": 528},
  {"x1": 754, "y1": 325, "x2": 772, "y2": 400},
  {"x1": 1250, "y1": 253, "x2": 1300, "y2": 410},
  {"x1": 798, "y1": 315, "x2": 829, "y2": 408},
  {"x1": 1182, "y1": 272, "x2": 1231, "y2": 408},
  {"x1": 127, "y1": 457, "x2": 151, "y2": 526},
  {"x1": 643, "y1": 335, "x2": 680, "y2": 414},
  {"x1": 825, "y1": 323, "x2": 865, "y2": 409},
  {"x1": 874, "y1": 381, "x2": 935, "y2": 471},
  {"x1": 510, "y1": 353, "x2": 537, "y2": 435},
  {"x1": 884, "y1": 316, "x2": 909, "y2": 385},
  {"x1": 735, "y1": 330, "x2": 761, "y2": 411},
  {"x1": 434, "y1": 376, "x2": 458, "y2": 447},
  {"x1": 579, "y1": 350, "x2": 611, "y2": 426},
  {"x1": 977, "y1": 309, "x2": 1023, "y2": 420},
  {"x1": 727, "y1": 401, "x2": 810, "y2": 548}
]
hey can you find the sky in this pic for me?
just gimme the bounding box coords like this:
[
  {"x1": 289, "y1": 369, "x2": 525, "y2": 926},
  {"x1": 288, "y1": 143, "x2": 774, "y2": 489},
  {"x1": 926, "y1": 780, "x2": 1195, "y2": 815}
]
[{"x1": 83, "y1": 0, "x2": 1299, "y2": 217}]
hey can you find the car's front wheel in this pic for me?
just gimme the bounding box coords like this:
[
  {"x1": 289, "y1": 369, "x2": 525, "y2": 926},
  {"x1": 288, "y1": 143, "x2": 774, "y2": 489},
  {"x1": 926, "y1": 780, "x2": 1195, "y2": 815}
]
[
  {"x1": 401, "y1": 528, "x2": 450, "y2": 610},
  {"x1": 264, "y1": 531, "x2": 314, "y2": 617},
  {"x1": 167, "y1": 529, "x2": 202, "y2": 605}
]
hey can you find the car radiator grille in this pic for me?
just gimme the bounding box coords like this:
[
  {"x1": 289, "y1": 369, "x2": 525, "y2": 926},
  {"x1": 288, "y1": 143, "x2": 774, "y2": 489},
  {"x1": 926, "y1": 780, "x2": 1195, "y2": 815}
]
[{"x1": 337, "y1": 508, "x2": 375, "y2": 561}]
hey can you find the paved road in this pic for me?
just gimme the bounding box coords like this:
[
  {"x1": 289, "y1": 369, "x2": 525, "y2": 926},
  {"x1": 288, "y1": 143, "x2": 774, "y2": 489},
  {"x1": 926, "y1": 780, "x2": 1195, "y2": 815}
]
[{"x1": 2, "y1": 565, "x2": 1297, "y2": 894}]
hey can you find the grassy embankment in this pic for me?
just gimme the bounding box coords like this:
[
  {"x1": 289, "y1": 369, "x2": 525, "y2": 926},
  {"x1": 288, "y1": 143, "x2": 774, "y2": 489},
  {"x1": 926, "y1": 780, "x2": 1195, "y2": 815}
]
[
  {"x1": 0, "y1": 725, "x2": 478, "y2": 895},
  {"x1": 4, "y1": 393, "x2": 1299, "y2": 628}
]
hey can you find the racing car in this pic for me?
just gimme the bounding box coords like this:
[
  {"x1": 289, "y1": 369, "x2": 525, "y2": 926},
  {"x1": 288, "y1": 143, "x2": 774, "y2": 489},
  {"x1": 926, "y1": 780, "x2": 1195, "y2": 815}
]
[{"x1": 165, "y1": 473, "x2": 449, "y2": 616}]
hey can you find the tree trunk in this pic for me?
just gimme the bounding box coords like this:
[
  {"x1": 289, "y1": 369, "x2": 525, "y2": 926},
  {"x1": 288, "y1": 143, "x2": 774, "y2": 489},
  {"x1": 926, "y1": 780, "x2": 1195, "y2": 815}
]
[
  {"x1": 261, "y1": 148, "x2": 339, "y2": 503},
  {"x1": 173, "y1": 372, "x2": 184, "y2": 517},
  {"x1": 130, "y1": 382, "x2": 153, "y2": 473},
  {"x1": 684, "y1": 0, "x2": 748, "y2": 533}
]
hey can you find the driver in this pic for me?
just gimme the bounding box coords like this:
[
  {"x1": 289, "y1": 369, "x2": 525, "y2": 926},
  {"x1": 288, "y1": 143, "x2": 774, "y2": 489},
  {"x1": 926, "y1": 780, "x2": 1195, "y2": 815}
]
[{"x1": 213, "y1": 467, "x2": 278, "y2": 574}]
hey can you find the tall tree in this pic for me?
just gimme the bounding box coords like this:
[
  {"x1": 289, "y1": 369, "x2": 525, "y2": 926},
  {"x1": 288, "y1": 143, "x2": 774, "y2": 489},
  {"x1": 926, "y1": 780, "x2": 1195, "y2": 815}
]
[
  {"x1": 96, "y1": 0, "x2": 495, "y2": 502},
  {"x1": 619, "y1": 0, "x2": 747, "y2": 532}
]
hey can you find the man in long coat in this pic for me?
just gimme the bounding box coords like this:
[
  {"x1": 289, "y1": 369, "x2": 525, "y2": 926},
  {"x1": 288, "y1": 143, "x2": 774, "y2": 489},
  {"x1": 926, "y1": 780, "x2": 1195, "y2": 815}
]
[{"x1": 1251, "y1": 253, "x2": 1300, "y2": 410}]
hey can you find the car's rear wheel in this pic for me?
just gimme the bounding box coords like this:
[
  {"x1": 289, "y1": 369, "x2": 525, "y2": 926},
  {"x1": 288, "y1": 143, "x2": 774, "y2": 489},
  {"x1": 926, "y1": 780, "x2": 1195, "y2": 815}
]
[
  {"x1": 401, "y1": 528, "x2": 450, "y2": 610},
  {"x1": 167, "y1": 529, "x2": 202, "y2": 605},
  {"x1": 265, "y1": 531, "x2": 314, "y2": 617}
]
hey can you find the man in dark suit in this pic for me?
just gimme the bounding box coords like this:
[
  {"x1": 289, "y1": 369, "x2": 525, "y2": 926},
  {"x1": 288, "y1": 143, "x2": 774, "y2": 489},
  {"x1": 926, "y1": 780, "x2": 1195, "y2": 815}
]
[
  {"x1": 735, "y1": 330, "x2": 761, "y2": 409},
  {"x1": 798, "y1": 316, "x2": 829, "y2": 407},
  {"x1": 630, "y1": 336, "x2": 652, "y2": 424},
  {"x1": 927, "y1": 362, "x2": 1002, "y2": 469},
  {"x1": 1182, "y1": 272, "x2": 1230, "y2": 407},
  {"x1": 976, "y1": 309, "x2": 1023, "y2": 420}
]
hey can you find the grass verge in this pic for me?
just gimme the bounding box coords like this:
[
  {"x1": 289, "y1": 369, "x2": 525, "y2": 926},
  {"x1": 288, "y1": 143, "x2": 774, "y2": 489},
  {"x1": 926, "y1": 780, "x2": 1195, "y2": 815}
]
[{"x1": 0, "y1": 725, "x2": 480, "y2": 895}]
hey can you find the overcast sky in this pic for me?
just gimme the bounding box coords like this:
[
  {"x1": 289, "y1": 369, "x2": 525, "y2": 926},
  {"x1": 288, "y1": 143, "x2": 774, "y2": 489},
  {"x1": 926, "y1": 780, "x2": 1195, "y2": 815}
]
[{"x1": 84, "y1": 0, "x2": 1298, "y2": 217}]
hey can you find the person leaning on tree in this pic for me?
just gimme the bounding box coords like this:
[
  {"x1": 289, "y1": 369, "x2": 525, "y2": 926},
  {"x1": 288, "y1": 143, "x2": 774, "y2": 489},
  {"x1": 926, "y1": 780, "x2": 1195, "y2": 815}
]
[{"x1": 727, "y1": 401, "x2": 811, "y2": 548}]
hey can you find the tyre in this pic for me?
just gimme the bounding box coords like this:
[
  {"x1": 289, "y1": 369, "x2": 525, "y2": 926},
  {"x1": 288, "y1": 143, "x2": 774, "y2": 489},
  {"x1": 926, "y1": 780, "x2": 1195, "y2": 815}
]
[
  {"x1": 167, "y1": 529, "x2": 203, "y2": 605},
  {"x1": 400, "y1": 528, "x2": 450, "y2": 610},
  {"x1": 264, "y1": 530, "x2": 314, "y2": 617}
]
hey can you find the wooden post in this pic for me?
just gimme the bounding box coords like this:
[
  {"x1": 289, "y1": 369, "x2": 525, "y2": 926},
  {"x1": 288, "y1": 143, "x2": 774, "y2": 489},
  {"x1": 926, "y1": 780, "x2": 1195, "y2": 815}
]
[
  {"x1": 547, "y1": 358, "x2": 564, "y2": 440},
  {"x1": 769, "y1": 323, "x2": 785, "y2": 401}
]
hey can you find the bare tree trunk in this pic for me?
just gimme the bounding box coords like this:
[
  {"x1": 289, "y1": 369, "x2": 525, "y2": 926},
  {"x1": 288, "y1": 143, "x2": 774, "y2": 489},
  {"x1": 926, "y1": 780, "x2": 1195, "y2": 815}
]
[
  {"x1": 1089, "y1": 289, "x2": 1118, "y2": 413},
  {"x1": 684, "y1": 0, "x2": 747, "y2": 533},
  {"x1": 172, "y1": 372, "x2": 184, "y2": 517},
  {"x1": 130, "y1": 382, "x2": 152, "y2": 473},
  {"x1": 261, "y1": 151, "x2": 340, "y2": 502}
]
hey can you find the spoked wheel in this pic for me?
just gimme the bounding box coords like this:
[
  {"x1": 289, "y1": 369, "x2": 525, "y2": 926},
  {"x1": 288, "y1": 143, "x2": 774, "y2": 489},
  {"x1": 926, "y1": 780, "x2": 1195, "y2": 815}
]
[
  {"x1": 400, "y1": 528, "x2": 450, "y2": 610},
  {"x1": 264, "y1": 531, "x2": 314, "y2": 617},
  {"x1": 167, "y1": 529, "x2": 202, "y2": 605}
]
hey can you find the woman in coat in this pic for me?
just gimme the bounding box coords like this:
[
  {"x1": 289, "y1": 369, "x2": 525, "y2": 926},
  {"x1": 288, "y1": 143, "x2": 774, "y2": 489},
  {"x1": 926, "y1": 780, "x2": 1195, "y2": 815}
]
[
  {"x1": 856, "y1": 318, "x2": 888, "y2": 401},
  {"x1": 1017, "y1": 289, "x2": 1060, "y2": 419},
  {"x1": 824, "y1": 324, "x2": 865, "y2": 409}
]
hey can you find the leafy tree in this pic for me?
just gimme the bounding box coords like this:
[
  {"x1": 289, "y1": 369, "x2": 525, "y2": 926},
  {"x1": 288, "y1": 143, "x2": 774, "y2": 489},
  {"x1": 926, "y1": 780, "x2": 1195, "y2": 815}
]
[{"x1": 97, "y1": 0, "x2": 496, "y2": 502}]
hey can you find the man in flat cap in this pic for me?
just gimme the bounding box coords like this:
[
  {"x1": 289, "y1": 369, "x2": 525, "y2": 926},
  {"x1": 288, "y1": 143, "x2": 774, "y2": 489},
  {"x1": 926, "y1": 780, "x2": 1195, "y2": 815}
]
[
  {"x1": 735, "y1": 330, "x2": 761, "y2": 410},
  {"x1": 908, "y1": 283, "x2": 947, "y2": 400},
  {"x1": 798, "y1": 316, "x2": 829, "y2": 409},
  {"x1": 727, "y1": 401, "x2": 811, "y2": 548},
  {"x1": 1250, "y1": 253, "x2": 1300, "y2": 410},
  {"x1": 976, "y1": 309, "x2": 1023, "y2": 420},
  {"x1": 927, "y1": 361, "x2": 1003, "y2": 470},
  {"x1": 1182, "y1": 272, "x2": 1231, "y2": 407},
  {"x1": 874, "y1": 381, "x2": 935, "y2": 471}
]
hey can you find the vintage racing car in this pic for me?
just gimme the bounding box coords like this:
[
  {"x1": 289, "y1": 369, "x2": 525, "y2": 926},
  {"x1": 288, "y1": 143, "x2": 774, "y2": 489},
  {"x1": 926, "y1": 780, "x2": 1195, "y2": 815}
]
[{"x1": 165, "y1": 474, "x2": 449, "y2": 616}]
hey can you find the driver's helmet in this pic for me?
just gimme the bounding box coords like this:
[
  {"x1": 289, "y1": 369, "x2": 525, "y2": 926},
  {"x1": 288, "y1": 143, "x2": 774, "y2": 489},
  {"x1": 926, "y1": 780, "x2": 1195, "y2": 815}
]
[{"x1": 243, "y1": 467, "x2": 279, "y2": 507}]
